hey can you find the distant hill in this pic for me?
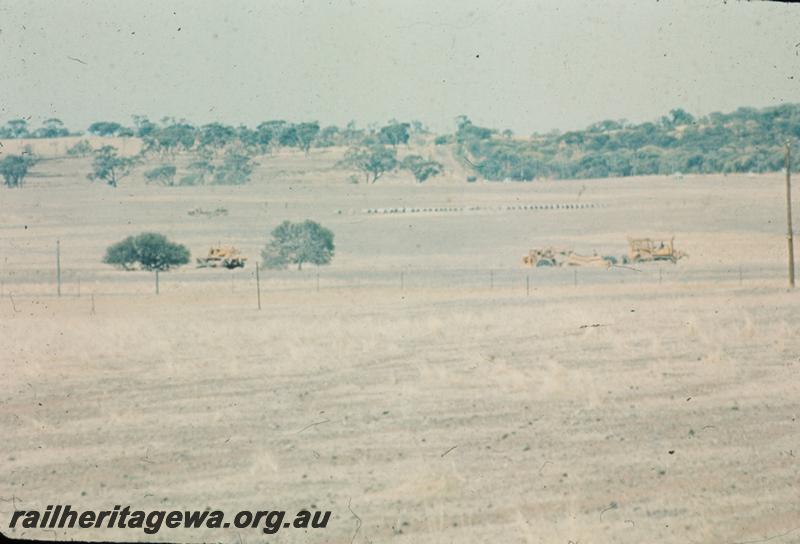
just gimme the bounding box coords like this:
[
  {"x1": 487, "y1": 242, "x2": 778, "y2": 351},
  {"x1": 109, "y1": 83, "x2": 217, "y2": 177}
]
[{"x1": 3, "y1": 104, "x2": 799, "y2": 182}]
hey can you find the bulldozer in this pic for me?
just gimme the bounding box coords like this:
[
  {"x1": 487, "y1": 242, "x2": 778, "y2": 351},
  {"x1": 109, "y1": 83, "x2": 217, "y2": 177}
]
[
  {"x1": 627, "y1": 237, "x2": 684, "y2": 263},
  {"x1": 196, "y1": 246, "x2": 247, "y2": 269}
]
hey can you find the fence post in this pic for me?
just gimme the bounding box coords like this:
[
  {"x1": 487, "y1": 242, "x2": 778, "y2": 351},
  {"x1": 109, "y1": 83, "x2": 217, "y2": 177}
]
[
  {"x1": 490, "y1": 270, "x2": 494, "y2": 289},
  {"x1": 573, "y1": 269, "x2": 577, "y2": 287},
  {"x1": 786, "y1": 141, "x2": 795, "y2": 288},
  {"x1": 56, "y1": 239, "x2": 61, "y2": 297},
  {"x1": 400, "y1": 271, "x2": 404, "y2": 291},
  {"x1": 256, "y1": 263, "x2": 262, "y2": 310},
  {"x1": 526, "y1": 275, "x2": 530, "y2": 296},
  {"x1": 155, "y1": 270, "x2": 159, "y2": 295}
]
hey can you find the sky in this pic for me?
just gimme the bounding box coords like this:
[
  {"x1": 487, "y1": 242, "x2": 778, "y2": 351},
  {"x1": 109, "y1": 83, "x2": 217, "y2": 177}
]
[{"x1": 1, "y1": 0, "x2": 799, "y2": 135}]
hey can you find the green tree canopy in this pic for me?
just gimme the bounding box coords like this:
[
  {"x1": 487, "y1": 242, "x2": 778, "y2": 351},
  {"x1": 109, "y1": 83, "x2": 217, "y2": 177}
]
[
  {"x1": 256, "y1": 120, "x2": 287, "y2": 148},
  {"x1": 455, "y1": 116, "x2": 494, "y2": 142},
  {"x1": 88, "y1": 121, "x2": 124, "y2": 136},
  {"x1": 1, "y1": 155, "x2": 36, "y2": 188},
  {"x1": 104, "y1": 232, "x2": 190, "y2": 294},
  {"x1": 33, "y1": 118, "x2": 70, "y2": 138},
  {"x1": 132, "y1": 115, "x2": 157, "y2": 138},
  {"x1": 262, "y1": 220, "x2": 335, "y2": 270},
  {"x1": 401, "y1": 155, "x2": 444, "y2": 183},
  {"x1": 88, "y1": 146, "x2": 136, "y2": 187},
  {"x1": 212, "y1": 151, "x2": 255, "y2": 185},
  {"x1": 0, "y1": 119, "x2": 30, "y2": 138},
  {"x1": 143, "y1": 164, "x2": 178, "y2": 186},
  {"x1": 104, "y1": 232, "x2": 190, "y2": 272},
  {"x1": 295, "y1": 122, "x2": 321, "y2": 154},
  {"x1": 151, "y1": 123, "x2": 197, "y2": 155},
  {"x1": 342, "y1": 145, "x2": 398, "y2": 183},
  {"x1": 379, "y1": 122, "x2": 410, "y2": 147},
  {"x1": 198, "y1": 123, "x2": 237, "y2": 151},
  {"x1": 278, "y1": 124, "x2": 299, "y2": 147}
]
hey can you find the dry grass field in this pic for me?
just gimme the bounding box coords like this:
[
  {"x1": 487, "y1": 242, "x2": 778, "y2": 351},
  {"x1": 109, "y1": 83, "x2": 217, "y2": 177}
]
[{"x1": 1, "y1": 148, "x2": 799, "y2": 543}]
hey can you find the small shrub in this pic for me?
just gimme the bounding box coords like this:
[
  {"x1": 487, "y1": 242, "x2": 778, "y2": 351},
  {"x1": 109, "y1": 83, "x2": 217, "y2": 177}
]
[
  {"x1": 212, "y1": 152, "x2": 254, "y2": 185},
  {"x1": 179, "y1": 173, "x2": 205, "y2": 186},
  {"x1": 144, "y1": 165, "x2": 177, "y2": 186},
  {"x1": 401, "y1": 155, "x2": 444, "y2": 183},
  {"x1": 434, "y1": 135, "x2": 453, "y2": 145},
  {"x1": 66, "y1": 140, "x2": 93, "y2": 157}
]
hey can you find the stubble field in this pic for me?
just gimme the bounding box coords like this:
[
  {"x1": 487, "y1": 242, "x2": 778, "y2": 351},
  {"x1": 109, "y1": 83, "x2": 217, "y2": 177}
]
[{"x1": 1, "y1": 148, "x2": 799, "y2": 543}]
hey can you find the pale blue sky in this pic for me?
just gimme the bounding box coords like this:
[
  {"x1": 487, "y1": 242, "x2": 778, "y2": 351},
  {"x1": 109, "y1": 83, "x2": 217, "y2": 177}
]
[{"x1": 1, "y1": 0, "x2": 799, "y2": 134}]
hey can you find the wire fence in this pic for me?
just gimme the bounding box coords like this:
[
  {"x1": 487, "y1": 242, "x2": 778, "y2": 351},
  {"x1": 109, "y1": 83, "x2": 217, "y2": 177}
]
[{"x1": 0, "y1": 261, "x2": 789, "y2": 301}]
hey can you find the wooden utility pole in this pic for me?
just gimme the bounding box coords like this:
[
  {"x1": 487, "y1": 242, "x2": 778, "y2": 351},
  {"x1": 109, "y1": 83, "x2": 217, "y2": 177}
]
[
  {"x1": 56, "y1": 240, "x2": 61, "y2": 297},
  {"x1": 256, "y1": 263, "x2": 262, "y2": 310},
  {"x1": 786, "y1": 142, "x2": 795, "y2": 288}
]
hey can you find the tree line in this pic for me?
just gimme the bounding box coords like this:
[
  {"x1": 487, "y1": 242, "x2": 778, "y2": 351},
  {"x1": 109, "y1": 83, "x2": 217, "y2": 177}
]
[
  {"x1": 445, "y1": 105, "x2": 800, "y2": 181},
  {"x1": 4, "y1": 103, "x2": 800, "y2": 188},
  {"x1": 1, "y1": 117, "x2": 444, "y2": 188},
  {"x1": 0, "y1": 116, "x2": 428, "y2": 150}
]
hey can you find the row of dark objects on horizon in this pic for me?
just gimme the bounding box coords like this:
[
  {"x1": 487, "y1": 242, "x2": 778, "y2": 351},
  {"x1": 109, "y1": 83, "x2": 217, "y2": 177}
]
[{"x1": 360, "y1": 203, "x2": 599, "y2": 215}]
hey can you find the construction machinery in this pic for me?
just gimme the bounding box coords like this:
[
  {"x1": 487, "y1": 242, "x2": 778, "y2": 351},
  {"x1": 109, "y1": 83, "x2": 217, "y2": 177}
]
[
  {"x1": 523, "y1": 247, "x2": 613, "y2": 268},
  {"x1": 196, "y1": 246, "x2": 247, "y2": 269},
  {"x1": 627, "y1": 237, "x2": 684, "y2": 263},
  {"x1": 562, "y1": 252, "x2": 614, "y2": 268},
  {"x1": 523, "y1": 238, "x2": 684, "y2": 268},
  {"x1": 523, "y1": 247, "x2": 564, "y2": 267}
]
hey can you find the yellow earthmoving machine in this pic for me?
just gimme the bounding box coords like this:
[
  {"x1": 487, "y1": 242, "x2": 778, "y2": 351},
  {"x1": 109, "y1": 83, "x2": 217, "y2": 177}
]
[
  {"x1": 627, "y1": 237, "x2": 684, "y2": 263},
  {"x1": 196, "y1": 246, "x2": 247, "y2": 269},
  {"x1": 562, "y1": 252, "x2": 613, "y2": 268},
  {"x1": 523, "y1": 247, "x2": 613, "y2": 268},
  {"x1": 523, "y1": 247, "x2": 564, "y2": 267}
]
